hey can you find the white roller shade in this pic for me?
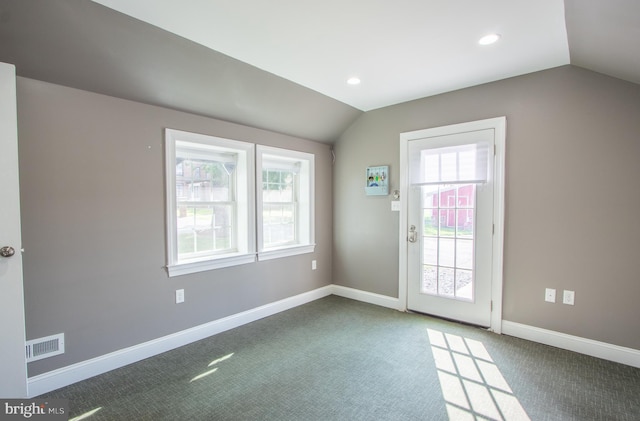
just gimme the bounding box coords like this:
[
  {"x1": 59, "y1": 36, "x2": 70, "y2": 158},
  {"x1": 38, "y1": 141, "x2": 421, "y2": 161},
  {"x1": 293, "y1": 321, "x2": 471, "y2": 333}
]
[
  {"x1": 409, "y1": 130, "x2": 492, "y2": 185},
  {"x1": 176, "y1": 140, "x2": 238, "y2": 164},
  {"x1": 262, "y1": 154, "x2": 302, "y2": 173}
]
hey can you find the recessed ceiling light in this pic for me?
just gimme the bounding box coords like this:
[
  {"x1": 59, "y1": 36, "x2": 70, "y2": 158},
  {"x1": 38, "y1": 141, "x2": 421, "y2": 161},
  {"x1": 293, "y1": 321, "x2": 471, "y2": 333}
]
[
  {"x1": 347, "y1": 77, "x2": 361, "y2": 85},
  {"x1": 478, "y1": 33, "x2": 501, "y2": 45}
]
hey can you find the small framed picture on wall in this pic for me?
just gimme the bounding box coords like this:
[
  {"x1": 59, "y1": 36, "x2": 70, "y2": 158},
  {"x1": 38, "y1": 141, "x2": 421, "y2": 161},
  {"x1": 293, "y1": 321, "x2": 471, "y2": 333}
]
[{"x1": 365, "y1": 165, "x2": 389, "y2": 196}]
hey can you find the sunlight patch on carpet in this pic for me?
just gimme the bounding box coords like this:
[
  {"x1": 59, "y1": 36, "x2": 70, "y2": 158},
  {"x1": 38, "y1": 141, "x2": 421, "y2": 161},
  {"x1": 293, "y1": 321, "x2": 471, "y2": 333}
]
[
  {"x1": 428, "y1": 329, "x2": 530, "y2": 421},
  {"x1": 69, "y1": 406, "x2": 102, "y2": 421}
]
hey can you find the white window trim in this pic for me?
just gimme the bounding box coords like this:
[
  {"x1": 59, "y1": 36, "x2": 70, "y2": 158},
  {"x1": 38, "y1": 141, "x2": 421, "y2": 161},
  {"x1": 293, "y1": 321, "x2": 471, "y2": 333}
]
[
  {"x1": 167, "y1": 252, "x2": 256, "y2": 277},
  {"x1": 165, "y1": 129, "x2": 256, "y2": 277},
  {"x1": 256, "y1": 145, "x2": 315, "y2": 261},
  {"x1": 258, "y1": 244, "x2": 316, "y2": 261}
]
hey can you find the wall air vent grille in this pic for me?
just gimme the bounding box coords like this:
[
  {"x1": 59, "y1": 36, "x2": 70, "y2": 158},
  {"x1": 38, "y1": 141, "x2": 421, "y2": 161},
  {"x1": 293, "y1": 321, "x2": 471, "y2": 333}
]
[{"x1": 26, "y1": 333, "x2": 65, "y2": 362}]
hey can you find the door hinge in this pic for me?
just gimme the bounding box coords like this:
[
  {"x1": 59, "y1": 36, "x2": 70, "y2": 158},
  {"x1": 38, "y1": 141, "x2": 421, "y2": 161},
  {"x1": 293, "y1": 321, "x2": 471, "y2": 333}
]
[
  {"x1": 491, "y1": 301, "x2": 493, "y2": 311},
  {"x1": 492, "y1": 224, "x2": 495, "y2": 235}
]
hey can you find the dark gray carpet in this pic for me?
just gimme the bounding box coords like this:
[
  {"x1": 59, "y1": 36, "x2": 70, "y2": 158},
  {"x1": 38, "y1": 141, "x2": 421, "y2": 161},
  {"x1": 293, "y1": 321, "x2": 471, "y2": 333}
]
[{"x1": 40, "y1": 295, "x2": 640, "y2": 420}]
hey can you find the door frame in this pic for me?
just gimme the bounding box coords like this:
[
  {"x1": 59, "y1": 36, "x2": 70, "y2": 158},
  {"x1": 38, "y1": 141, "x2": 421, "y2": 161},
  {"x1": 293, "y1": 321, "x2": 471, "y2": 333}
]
[
  {"x1": 398, "y1": 117, "x2": 506, "y2": 333},
  {"x1": 0, "y1": 62, "x2": 28, "y2": 397}
]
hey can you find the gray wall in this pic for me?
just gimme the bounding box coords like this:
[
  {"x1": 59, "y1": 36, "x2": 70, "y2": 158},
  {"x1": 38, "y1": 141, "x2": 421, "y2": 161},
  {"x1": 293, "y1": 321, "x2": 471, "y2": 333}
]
[
  {"x1": 17, "y1": 77, "x2": 333, "y2": 377},
  {"x1": 0, "y1": 0, "x2": 362, "y2": 144},
  {"x1": 333, "y1": 65, "x2": 640, "y2": 350}
]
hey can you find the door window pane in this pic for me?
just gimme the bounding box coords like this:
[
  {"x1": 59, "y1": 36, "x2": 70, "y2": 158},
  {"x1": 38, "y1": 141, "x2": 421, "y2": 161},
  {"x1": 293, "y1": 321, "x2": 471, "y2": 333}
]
[
  {"x1": 439, "y1": 238, "x2": 455, "y2": 267},
  {"x1": 423, "y1": 209, "x2": 437, "y2": 236},
  {"x1": 422, "y1": 185, "x2": 439, "y2": 208},
  {"x1": 456, "y1": 239, "x2": 474, "y2": 270},
  {"x1": 439, "y1": 209, "x2": 455, "y2": 237},
  {"x1": 423, "y1": 237, "x2": 438, "y2": 266},
  {"x1": 438, "y1": 267, "x2": 455, "y2": 297},
  {"x1": 458, "y1": 210, "x2": 474, "y2": 238},
  {"x1": 420, "y1": 184, "x2": 476, "y2": 301},
  {"x1": 455, "y1": 269, "x2": 473, "y2": 300},
  {"x1": 441, "y1": 185, "x2": 456, "y2": 208},
  {"x1": 422, "y1": 265, "x2": 438, "y2": 295}
]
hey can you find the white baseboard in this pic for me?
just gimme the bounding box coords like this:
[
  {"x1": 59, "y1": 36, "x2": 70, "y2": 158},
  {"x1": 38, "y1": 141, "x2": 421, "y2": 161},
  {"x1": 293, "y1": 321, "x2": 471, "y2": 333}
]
[
  {"x1": 330, "y1": 285, "x2": 400, "y2": 310},
  {"x1": 502, "y1": 320, "x2": 640, "y2": 368},
  {"x1": 29, "y1": 287, "x2": 638, "y2": 397},
  {"x1": 27, "y1": 285, "x2": 333, "y2": 397}
]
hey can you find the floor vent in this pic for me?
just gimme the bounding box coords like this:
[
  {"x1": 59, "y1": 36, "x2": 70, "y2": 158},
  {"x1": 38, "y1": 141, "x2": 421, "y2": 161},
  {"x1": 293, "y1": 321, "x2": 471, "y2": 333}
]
[{"x1": 26, "y1": 333, "x2": 65, "y2": 362}]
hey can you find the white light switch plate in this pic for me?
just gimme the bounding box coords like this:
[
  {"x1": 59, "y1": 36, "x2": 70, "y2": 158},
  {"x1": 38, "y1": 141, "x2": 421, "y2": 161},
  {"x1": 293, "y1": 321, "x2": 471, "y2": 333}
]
[
  {"x1": 545, "y1": 288, "x2": 556, "y2": 303},
  {"x1": 176, "y1": 289, "x2": 185, "y2": 304},
  {"x1": 391, "y1": 201, "x2": 401, "y2": 211},
  {"x1": 563, "y1": 290, "x2": 575, "y2": 305}
]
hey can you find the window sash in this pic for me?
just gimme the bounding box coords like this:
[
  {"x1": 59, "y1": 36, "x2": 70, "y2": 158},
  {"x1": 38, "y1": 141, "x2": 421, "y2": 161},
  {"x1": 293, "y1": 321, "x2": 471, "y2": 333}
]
[
  {"x1": 176, "y1": 202, "x2": 237, "y2": 258},
  {"x1": 165, "y1": 129, "x2": 255, "y2": 276},
  {"x1": 175, "y1": 156, "x2": 238, "y2": 259},
  {"x1": 262, "y1": 202, "x2": 298, "y2": 247},
  {"x1": 262, "y1": 167, "x2": 298, "y2": 248},
  {"x1": 256, "y1": 145, "x2": 315, "y2": 260}
]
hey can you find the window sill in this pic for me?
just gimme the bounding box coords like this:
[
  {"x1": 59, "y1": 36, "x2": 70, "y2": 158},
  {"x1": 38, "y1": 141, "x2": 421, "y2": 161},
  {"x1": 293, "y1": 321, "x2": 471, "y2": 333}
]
[
  {"x1": 257, "y1": 244, "x2": 316, "y2": 261},
  {"x1": 167, "y1": 253, "x2": 256, "y2": 277}
]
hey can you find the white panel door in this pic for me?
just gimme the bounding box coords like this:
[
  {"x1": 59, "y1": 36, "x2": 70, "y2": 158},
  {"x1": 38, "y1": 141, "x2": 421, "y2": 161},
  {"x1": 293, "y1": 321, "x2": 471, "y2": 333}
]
[
  {"x1": 401, "y1": 118, "x2": 505, "y2": 329},
  {"x1": 0, "y1": 62, "x2": 28, "y2": 398}
]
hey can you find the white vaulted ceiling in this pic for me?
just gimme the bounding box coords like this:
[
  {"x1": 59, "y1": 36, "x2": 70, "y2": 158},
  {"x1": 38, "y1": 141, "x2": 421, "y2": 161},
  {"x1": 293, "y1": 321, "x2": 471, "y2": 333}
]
[
  {"x1": 92, "y1": 0, "x2": 571, "y2": 111},
  {"x1": 1, "y1": 0, "x2": 638, "y2": 142}
]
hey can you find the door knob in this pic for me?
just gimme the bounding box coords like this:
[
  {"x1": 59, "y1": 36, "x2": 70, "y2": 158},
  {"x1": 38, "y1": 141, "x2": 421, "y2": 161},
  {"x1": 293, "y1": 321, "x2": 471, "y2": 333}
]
[
  {"x1": 0, "y1": 246, "x2": 16, "y2": 257},
  {"x1": 408, "y1": 225, "x2": 418, "y2": 243}
]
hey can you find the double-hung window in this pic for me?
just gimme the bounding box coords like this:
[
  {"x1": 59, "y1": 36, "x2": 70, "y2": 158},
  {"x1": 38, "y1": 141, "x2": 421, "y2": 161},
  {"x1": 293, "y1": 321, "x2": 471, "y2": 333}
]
[
  {"x1": 256, "y1": 145, "x2": 315, "y2": 260},
  {"x1": 165, "y1": 129, "x2": 255, "y2": 276},
  {"x1": 165, "y1": 130, "x2": 314, "y2": 275}
]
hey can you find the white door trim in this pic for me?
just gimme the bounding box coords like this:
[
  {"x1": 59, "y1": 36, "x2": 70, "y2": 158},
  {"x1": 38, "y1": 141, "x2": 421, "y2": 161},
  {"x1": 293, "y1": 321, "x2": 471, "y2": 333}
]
[
  {"x1": 0, "y1": 62, "x2": 28, "y2": 397},
  {"x1": 399, "y1": 117, "x2": 506, "y2": 333}
]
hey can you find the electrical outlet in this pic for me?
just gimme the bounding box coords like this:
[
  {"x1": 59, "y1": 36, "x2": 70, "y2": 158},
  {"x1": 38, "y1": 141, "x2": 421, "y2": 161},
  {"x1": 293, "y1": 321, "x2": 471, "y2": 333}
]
[
  {"x1": 545, "y1": 288, "x2": 556, "y2": 303},
  {"x1": 312, "y1": 260, "x2": 317, "y2": 270},
  {"x1": 176, "y1": 289, "x2": 185, "y2": 304},
  {"x1": 563, "y1": 290, "x2": 575, "y2": 305}
]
